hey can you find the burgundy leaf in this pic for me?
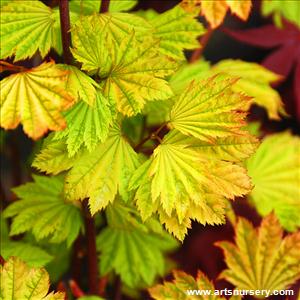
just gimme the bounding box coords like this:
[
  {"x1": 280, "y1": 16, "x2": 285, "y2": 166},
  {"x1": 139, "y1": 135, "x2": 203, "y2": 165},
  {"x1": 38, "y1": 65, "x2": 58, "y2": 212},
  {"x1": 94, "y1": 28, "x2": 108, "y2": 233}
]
[
  {"x1": 223, "y1": 25, "x2": 289, "y2": 48},
  {"x1": 262, "y1": 43, "x2": 298, "y2": 77}
]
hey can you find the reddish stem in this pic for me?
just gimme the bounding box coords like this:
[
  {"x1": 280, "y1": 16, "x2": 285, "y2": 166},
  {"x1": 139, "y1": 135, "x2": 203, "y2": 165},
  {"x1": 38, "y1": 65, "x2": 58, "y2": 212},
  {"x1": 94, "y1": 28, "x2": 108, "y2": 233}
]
[
  {"x1": 69, "y1": 279, "x2": 85, "y2": 297},
  {"x1": 59, "y1": 0, "x2": 73, "y2": 64},
  {"x1": 83, "y1": 200, "x2": 99, "y2": 295},
  {"x1": 189, "y1": 27, "x2": 213, "y2": 63},
  {"x1": 100, "y1": 0, "x2": 110, "y2": 13}
]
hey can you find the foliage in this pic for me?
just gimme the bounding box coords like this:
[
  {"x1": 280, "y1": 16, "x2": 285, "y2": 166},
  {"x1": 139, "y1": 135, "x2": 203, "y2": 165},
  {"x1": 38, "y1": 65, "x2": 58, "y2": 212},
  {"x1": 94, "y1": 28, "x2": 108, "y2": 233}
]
[
  {"x1": 216, "y1": 214, "x2": 300, "y2": 295},
  {"x1": 97, "y1": 200, "x2": 178, "y2": 287},
  {"x1": 0, "y1": 257, "x2": 65, "y2": 300},
  {"x1": 247, "y1": 132, "x2": 300, "y2": 231},
  {"x1": 1, "y1": 0, "x2": 299, "y2": 298},
  {"x1": 149, "y1": 270, "x2": 241, "y2": 300},
  {"x1": 3, "y1": 175, "x2": 83, "y2": 246}
]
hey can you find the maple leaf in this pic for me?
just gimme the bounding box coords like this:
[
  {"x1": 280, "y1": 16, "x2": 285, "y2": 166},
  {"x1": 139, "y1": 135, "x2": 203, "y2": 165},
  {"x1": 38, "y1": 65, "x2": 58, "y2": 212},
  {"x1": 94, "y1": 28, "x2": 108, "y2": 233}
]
[
  {"x1": 246, "y1": 132, "x2": 300, "y2": 231},
  {"x1": 210, "y1": 59, "x2": 285, "y2": 119},
  {"x1": 58, "y1": 65, "x2": 99, "y2": 106},
  {"x1": 216, "y1": 214, "x2": 300, "y2": 294},
  {"x1": 129, "y1": 130, "x2": 252, "y2": 240},
  {"x1": 32, "y1": 138, "x2": 80, "y2": 175},
  {"x1": 261, "y1": 0, "x2": 300, "y2": 28},
  {"x1": 0, "y1": 61, "x2": 74, "y2": 140},
  {"x1": 0, "y1": 1, "x2": 61, "y2": 60},
  {"x1": 72, "y1": 17, "x2": 175, "y2": 116},
  {"x1": 149, "y1": 4, "x2": 205, "y2": 60},
  {"x1": 69, "y1": 0, "x2": 137, "y2": 14},
  {"x1": 169, "y1": 76, "x2": 252, "y2": 142},
  {"x1": 65, "y1": 123, "x2": 141, "y2": 215},
  {"x1": 149, "y1": 269, "x2": 241, "y2": 300},
  {"x1": 97, "y1": 200, "x2": 178, "y2": 288},
  {"x1": 53, "y1": 91, "x2": 112, "y2": 156},
  {"x1": 3, "y1": 175, "x2": 83, "y2": 246},
  {"x1": 183, "y1": 0, "x2": 251, "y2": 28},
  {"x1": 224, "y1": 20, "x2": 300, "y2": 120},
  {"x1": 0, "y1": 257, "x2": 64, "y2": 300}
]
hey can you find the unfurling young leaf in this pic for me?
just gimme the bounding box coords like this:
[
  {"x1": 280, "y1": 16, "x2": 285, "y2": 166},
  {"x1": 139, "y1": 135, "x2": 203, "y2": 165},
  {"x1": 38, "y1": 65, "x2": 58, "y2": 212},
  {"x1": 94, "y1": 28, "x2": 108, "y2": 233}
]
[
  {"x1": 65, "y1": 123, "x2": 141, "y2": 214},
  {"x1": 97, "y1": 200, "x2": 178, "y2": 288},
  {"x1": 0, "y1": 61, "x2": 74, "y2": 139},
  {"x1": 3, "y1": 175, "x2": 83, "y2": 246},
  {"x1": 0, "y1": 257, "x2": 65, "y2": 300},
  {"x1": 216, "y1": 214, "x2": 300, "y2": 295},
  {"x1": 149, "y1": 269, "x2": 241, "y2": 300},
  {"x1": 246, "y1": 132, "x2": 300, "y2": 231}
]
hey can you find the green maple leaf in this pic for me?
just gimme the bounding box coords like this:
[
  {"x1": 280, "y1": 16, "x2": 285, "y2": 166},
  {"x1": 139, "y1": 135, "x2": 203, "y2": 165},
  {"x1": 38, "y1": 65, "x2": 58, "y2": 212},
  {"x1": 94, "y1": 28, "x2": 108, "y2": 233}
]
[
  {"x1": 58, "y1": 64, "x2": 99, "y2": 106},
  {"x1": 169, "y1": 76, "x2": 252, "y2": 142},
  {"x1": 0, "y1": 61, "x2": 74, "y2": 140},
  {"x1": 32, "y1": 138, "x2": 80, "y2": 175},
  {"x1": 0, "y1": 257, "x2": 64, "y2": 300},
  {"x1": 130, "y1": 130, "x2": 251, "y2": 241},
  {"x1": 53, "y1": 91, "x2": 112, "y2": 156},
  {"x1": 246, "y1": 132, "x2": 300, "y2": 231},
  {"x1": 65, "y1": 123, "x2": 141, "y2": 214},
  {"x1": 150, "y1": 4, "x2": 205, "y2": 60},
  {"x1": 1, "y1": 1, "x2": 60, "y2": 60},
  {"x1": 71, "y1": 16, "x2": 175, "y2": 116},
  {"x1": 149, "y1": 269, "x2": 241, "y2": 300},
  {"x1": 97, "y1": 201, "x2": 178, "y2": 288},
  {"x1": 3, "y1": 175, "x2": 83, "y2": 246},
  {"x1": 262, "y1": 0, "x2": 300, "y2": 27},
  {"x1": 216, "y1": 214, "x2": 300, "y2": 295}
]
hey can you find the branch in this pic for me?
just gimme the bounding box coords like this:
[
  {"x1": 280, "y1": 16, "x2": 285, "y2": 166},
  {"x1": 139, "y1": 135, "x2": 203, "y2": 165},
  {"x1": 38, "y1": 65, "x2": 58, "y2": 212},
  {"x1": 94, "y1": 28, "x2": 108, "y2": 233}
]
[
  {"x1": 114, "y1": 276, "x2": 122, "y2": 300},
  {"x1": 99, "y1": 0, "x2": 110, "y2": 13},
  {"x1": 59, "y1": 0, "x2": 73, "y2": 64},
  {"x1": 189, "y1": 27, "x2": 213, "y2": 63},
  {"x1": 83, "y1": 200, "x2": 99, "y2": 295}
]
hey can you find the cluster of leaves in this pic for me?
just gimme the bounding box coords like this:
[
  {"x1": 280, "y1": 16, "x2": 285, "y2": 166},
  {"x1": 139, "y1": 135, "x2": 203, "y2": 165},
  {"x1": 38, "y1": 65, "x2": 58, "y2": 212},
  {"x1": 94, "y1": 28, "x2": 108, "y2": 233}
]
[
  {"x1": 150, "y1": 214, "x2": 300, "y2": 299},
  {"x1": 1, "y1": 0, "x2": 300, "y2": 299}
]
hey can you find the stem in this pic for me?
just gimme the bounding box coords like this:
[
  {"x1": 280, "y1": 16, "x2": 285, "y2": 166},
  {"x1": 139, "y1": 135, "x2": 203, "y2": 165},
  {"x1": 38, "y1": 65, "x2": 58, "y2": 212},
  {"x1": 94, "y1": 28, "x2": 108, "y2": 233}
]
[
  {"x1": 114, "y1": 276, "x2": 122, "y2": 300},
  {"x1": 83, "y1": 200, "x2": 99, "y2": 295},
  {"x1": 134, "y1": 123, "x2": 166, "y2": 151},
  {"x1": 189, "y1": 27, "x2": 213, "y2": 63},
  {"x1": 59, "y1": 0, "x2": 73, "y2": 64},
  {"x1": 99, "y1": 0, "x2": 110, "y2": 13}
]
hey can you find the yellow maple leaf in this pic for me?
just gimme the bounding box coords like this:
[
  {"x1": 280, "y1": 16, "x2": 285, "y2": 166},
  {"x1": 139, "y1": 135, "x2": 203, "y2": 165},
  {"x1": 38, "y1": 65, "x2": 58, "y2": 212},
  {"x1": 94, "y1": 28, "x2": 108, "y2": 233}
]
[
  {"x1": 216, "y1": 214, "x2": 300, "y2": 295},
  {"x1": 0, "y1": 257, "x2": 64, "y2": 300},
  {"x1": 0, "y1": 61, "x2": 73, "y2": 139}
]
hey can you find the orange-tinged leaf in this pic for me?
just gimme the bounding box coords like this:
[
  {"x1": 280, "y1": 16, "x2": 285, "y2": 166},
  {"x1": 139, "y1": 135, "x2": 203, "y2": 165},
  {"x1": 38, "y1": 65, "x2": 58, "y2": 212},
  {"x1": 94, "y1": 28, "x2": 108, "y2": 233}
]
[
  {"x1": 216, "y1": 214, "x2": 300, "y2": 296},
  {"x1": 185, "y1": 0, "x2": 252, "y2": 28},
  {"x1": 225, "y1": 0, "x2": 252, "y2": 20},
  {"x1": 201, "y1": 0, "x2": 228, "y2": 28},
  {"x1": 0, "y1": 61, "x2": 73, "y2": 139},
  {"x1": 149, "y1": 269, "x2": 241, "y2": 300}
]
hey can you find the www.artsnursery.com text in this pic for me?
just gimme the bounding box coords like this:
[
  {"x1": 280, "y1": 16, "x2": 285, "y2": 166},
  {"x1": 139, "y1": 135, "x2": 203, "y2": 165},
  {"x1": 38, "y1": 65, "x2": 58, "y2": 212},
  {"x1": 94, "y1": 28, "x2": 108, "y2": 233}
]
[{"x1": 186, "y1": 288, "x2": 294, "y2": 298}]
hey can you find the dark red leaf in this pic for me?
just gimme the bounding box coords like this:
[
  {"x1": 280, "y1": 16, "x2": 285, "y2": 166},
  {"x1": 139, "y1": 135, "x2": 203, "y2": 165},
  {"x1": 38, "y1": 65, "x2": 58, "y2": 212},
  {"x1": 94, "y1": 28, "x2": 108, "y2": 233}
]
[{"x1": 262, "y1": 43, "x2": 298, "y2": 77}]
